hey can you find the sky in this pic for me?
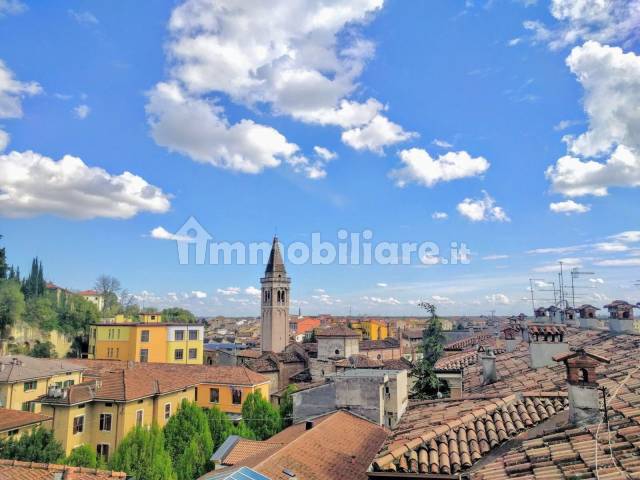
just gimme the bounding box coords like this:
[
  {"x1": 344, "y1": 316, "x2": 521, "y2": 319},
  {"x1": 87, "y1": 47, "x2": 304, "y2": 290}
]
[{"x1": 0, "y1": 0, "x2": 639, "y2": 317}]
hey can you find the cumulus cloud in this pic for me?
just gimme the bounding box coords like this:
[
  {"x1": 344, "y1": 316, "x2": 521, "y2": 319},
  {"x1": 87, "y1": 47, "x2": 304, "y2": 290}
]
[
  {"x1": 609, "y1": 231, "x2": 640, "y2": 243},
  {"x1": 217, "y1": 287, "x2": 241, "y2": 296},
  {"x1": 0, "y1": 129, "x2": 8, "y2": 152},
  {"x1": 457, "y1": 191, "x2": 510, "y2": 222},
  {"x1": 485, "y1": 293, "x2": 510, "y2": 305},
  {"x1": 431, "y1": 295, "x2": 454, "y2": 304},
  {"x1": 546, "y1": 43, "x2": 640, "y2": 197},
  {"x1": 390, "y1": 148, "x2": 489, "y2": 188},
  {"x1": 432, "y1": 211, "x2": 448, "y2": 220},
  {"x1": 362, "y1": 295, "x2": 401, "y2": 305},
  {"x1": 482, "y1": 254, "x2": 509, "y2": 260},
  {"x1": 432, "y1": 138, "x2": 453, "y2": 148},
  {"x1": 0, "y1": 150, "x2": 171, "y2": 219},
  {"x1": 313, "y1": 146, "x2": 337, "y2": 161},
  {"x1": 74, "y1": 104, "x2": 90, "y2": 119},
  {"x1": 0, "y1": 59, "x2": 41, "y2": 149},
  {"x1": 149, "y1": 226, "x2": 191, "y2": 242},
  {"x1": 150, "y1": 0, "x2": 412, "y2": 169},
  {"x1": 190, "y1": 290, "x2": 207, "y2": 299},
  {"x1": 0, "y1": 0, "x2": 26, "y2": 17},
  {"x1": 244, "y1": 286, "x2": 261, "y2": 296},
  {"x1": 549, "y1": 199, "x2": 590, "y2": 214},
  {"x1": 524, "y1": 0, "x2": 640, "y2": 49}
]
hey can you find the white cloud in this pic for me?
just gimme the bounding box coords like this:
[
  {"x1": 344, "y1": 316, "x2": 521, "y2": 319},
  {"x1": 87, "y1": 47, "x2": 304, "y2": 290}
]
[
  {"x1": 533, "y1": 257, "x2": 582, "y2": 272},
  {"x1": 376, "y1": 282, "x2": 388, "y2": 287},
  {"x1": 549, "y1": 199, "x2": 590, "y2": 214},
  {"x1": 362, "y1": 295, "x2": 401, "y2": 305},
  {"x1": 508, "y1": 37, "x2": 522, "y2": 46},
  {"x1": 526, "y1": 244, "x2": 585, "y2": 254},
  {"x1": 593, "y1": 257, "x2": 640, "y2": 267},
  {"x1": 217, "y1": 287, "x2": 241, "y2": 296},
  {"x1": 554, "y1": 119, "x2": 581, "y2": 131},
  {"x1": 524, "y1": 0, "x2": 640, "y2": 49},
  {"x1": 74, "y1": 104, "x2": 90, "y2": 119},
  {"x1": 594, "y1": 242, "x2": 629, "y2": 252},
  {"x1": 609, "y1": 231, "x2": 640, "y2": 243},
  {"x1": 147, "y1": 82, "x2": 299, "y2": 174},
  {"x1": 244, "y1": 286, "x2": 261, "y2": 296},
  {"x1": 0, "y1": 150, "x2": 171, "y2": 219},
  {"x1": 432, "y1": 295, "x2": 454, "y2": 304},
  {"x1": 313, "y1": 146, "x2": 337, "y2": 161},
  {"x1": 0, "y1": 0, "x2": 26, "y2": 17},
  {"x1": 482, "y1": 254, "x2": 509, "y2": 260},
  {"x1": 432, "y1": 211, "x2": 448, "y2": 220},
  {"x1": 485, "y1": 293, "x2": 510, "y2": 305},
  {"x1": 68, "y1": 9, "x2": 98, "y2": 25},
  {"x1": 0, "y1": 129, "x2": 8, "y2": 152},
  {"x1": 342, "y1": 115, "x2": 416, "y2": 154},
  {"x1": 546, "y1": 43, "x2": 640, "y2": 197},
  {"x1": 589, "y1": 277, "x2": 604, "y2": 284},
  {"x1": 149, "y1": 226, "x2": 191, "y2": 241},
  {"x1": 391, "y1": 148, "x2": 489, "y2": 188},
  {"x1": 0, "y1": 59, "x2": 41, "y2": 119},
  {"x1": 457, "y1": 191, "x2": 510, "y2": 222},
  {"x1": 190, "y1": 290, "x2": 207, "y2": 299},
  {"x1": 432, "y1": 138, "x2": 453, "y2": 148}
]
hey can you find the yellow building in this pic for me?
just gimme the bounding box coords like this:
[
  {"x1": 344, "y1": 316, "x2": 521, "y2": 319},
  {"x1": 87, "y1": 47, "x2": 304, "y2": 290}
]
[
  {"x1": 38, "y1": 362, "x2": 270, "y2": 459},
  {"x1": 350, "y1": 319, "x2": 390, "y2": 341},
  {"x1": 0, "y1": 318, "x2": 74, "y2": 357},
  {"x1": 0, "y1": 355, "x2": 84, "y2": 413},
  {"x1": 88, "y1": 314, "x2": 204, "y2": 365},
  {"x1": 0, "y1": 408, "x2": 52, "y2": 439}
]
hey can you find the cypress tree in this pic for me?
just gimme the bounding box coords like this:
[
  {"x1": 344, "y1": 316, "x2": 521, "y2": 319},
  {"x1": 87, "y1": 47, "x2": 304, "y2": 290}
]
[{"x1": 109, "y1": 425, "x2": 175, "y2": 480}]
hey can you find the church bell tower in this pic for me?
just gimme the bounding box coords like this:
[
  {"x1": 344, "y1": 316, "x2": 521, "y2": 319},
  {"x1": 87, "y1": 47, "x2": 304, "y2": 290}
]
[{"x1": 260, "y1": 236, "x2": 290, "y2": 353}]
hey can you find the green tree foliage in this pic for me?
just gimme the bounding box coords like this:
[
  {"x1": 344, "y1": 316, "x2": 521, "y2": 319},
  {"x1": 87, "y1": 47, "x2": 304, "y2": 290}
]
[
  {"x1": 109, "y1": 425, "x2": 175, "y2": 480},
  {"x1": 65, "y1": 444, "x2": 99, "y2": 468},
  {"x1": 279, "y1": 385, "x2": 297, "y2": 428},
  {"x1": 25, "y1": 296, "x2": 57, "y2": 331},
  {"x1": 57, "y1": 296, "x2": 99, "y2": 337},
  {"x1": 0, "y1": 427, "x2": 64, "y2": 463},
  {"x1": 206, "y1": 406, "x2": 256, "y2": 451},
  {"x1": 30, "y1": 341, "x2": 57, "y2": 358},
  {"x1": 174, "y1": 439, "x2": 201, "y2": 480},
  {"x1": 94, "y1": 274, "x2": 121, "y2": 314},
  {"x1": 229, "y1": 421, "x2": 256, "y2": 439},
  {"x1": 411, "y1": 302, "x2": 446, "y2": 399},
  {"x1": 0, "y1": 279, "x2": 25, "y2": 335},
  {"x1": 161, "y1": 307, "x2": 196, "y2": 323},
  {"x1": 241, "y1": 392, "x2": 282, "y2": 440},
  {"x1": 163, "y1": 400, "x2": 213, "y2": 479},
  {"x1": 0, "y1": 235, "x2": 6, "y2": 280},
  {"x1": 22, "y1": 258, "x2": 45, "y2": 299}
]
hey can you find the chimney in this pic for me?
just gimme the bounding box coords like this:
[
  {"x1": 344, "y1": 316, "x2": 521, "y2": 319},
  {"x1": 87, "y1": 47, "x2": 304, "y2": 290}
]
[
  {"x1": 502, "y1": 327, "x2": 518, "y2": 353},
  {"x1": 480, "y1": 347, "x2": 497, "y2": 385},
  {"x1": 528, "y1": 324, "x2": 569, "y2": 368},
  {"x1": 305, "y1": 420, "x2": 314, "y2": 430},
  {"x1": 554, "y1": 348, "x2": 610, "y2": 426}
]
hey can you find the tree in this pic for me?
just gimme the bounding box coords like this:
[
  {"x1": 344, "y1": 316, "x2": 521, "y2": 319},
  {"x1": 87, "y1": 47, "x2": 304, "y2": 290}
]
[
  {"x1": 0, "y1": 427, "x2": 64, "y2": 463},
  {"x1": 173, "y1": 439, "x2": 200, "y2": 480},
  {"x1": 241, "y1": 392, "x2": 282, "y2": 440},
  {"x1": 161, "y1": 307, "x2": 196, "y2": 323},
  {"x1": 206, "y1": 406, "x2": 234, "y2": 450},
  {"x1": 163, "y1": 400, "x2": 213, "y2": 480},
  {"x1": 279, "y1": 385, "x2": 297, "y2": 428},
  {"x1": 229, "y1": 421, "x2": 256, "y2": 440},
  {"x1": 109, "y1": 425, "x2": 175, "y2": 480},
  {"x1": 0, "y1": 279, "x2": 25, "y2": 335},
  {"x1": 94, "y1": 275, "x2": 121, "y2": 313},
  {"x1": 411, "y1": 302, "x2": 446, "y2": 399},
  {"x1": 65, "y1": 444, "x2": 99, "y2": 468},
  {"x1": 25, "y1": 296, "x2": 58, "y2": 331},
  {"x1": 22, "y1": 258, "x2": 45, "y2": 299},
  {"x1": 0, "y1": 234, "x2": 7, "y2": 280},
  {"x1": 30, "y1": 341, "x2": 57, "y2": 358}
]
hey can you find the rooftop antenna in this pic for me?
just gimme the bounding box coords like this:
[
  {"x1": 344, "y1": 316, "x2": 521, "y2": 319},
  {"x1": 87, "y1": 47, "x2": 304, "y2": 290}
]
[{"x1": 570, "y1": 268, "x2": 595, "y2": 308}]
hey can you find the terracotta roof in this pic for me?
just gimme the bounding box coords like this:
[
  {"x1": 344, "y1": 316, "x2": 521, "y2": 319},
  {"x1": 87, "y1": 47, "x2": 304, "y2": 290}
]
[
  {"x1": 444, "y1": 333, "x2": 494, "y2": 351},
  {"x1": 402, "y1": 328, "x2": 424, "y2": 340},
  {"x1": 335, "y1": 354, "x2": 384, "y2": 369},
  {"x1": 604, "y1": 299, "x2": 635, "y2": 308},
  {"x1": 40, "y1": 362, "x2": 268, "y2": 404},
  {"x1": 214, "y1": 410, "x2": 389, "y2": 480},
  {"x1": 316, "y1": 326, "x2": 359, "y2": 337},
  {"x1": 382, "y1": 357, "x2": 413, "y2": 370},
  {"x1": 0, "y1": 408, "x2": 51, "y2": 432},
  {"x1": 77, "y1": 290, "x2": 100, "y2": 296},
  {"x1": 220, "y1": 438, "x2": 285, "y2": 466},
  {"x1": 235, "y1": 349, "x2": 262, "y2": 358},
  {"x1": 0, "y1": 355, "x2": 85, "y2": 383},
  {"x1": 527, "y1": 323, "x2": 567, "y2": 335},
  {"x1": 0, "y1": 460, "x2": 125, "y2": 479},
  {"x1": 372, "y1": 392, "x2": 568, "y2": 474}
]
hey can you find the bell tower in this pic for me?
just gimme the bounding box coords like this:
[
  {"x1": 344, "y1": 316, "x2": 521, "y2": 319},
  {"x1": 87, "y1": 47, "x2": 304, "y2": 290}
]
[{"x1": 260, "y1": 236, "x2": 290, "y2": 353}]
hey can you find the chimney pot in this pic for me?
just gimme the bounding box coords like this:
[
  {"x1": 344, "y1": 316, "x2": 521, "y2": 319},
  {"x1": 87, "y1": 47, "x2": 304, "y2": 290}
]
[{"x1": 305, "y1": 420, "x2": 313, "y2": 430}]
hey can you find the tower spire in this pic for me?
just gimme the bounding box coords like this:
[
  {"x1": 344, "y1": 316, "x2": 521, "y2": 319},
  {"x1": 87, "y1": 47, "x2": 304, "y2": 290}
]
[{"x1": 265, "y1": 235, "x2": 286, "y2": 275}]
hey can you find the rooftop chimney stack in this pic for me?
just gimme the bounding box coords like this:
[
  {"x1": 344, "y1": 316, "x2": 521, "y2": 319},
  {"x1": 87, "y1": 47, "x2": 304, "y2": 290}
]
[
  {"x1": 502, "y1": 327, "x2": 519, "y2": 353},
  {"x1": 578, "y1": 304, "x2": 600, "y2": 329},
  {"x1": 604, "y1": 300, "x2": 637, "y2": 333},
  {"x1": 480, "y1": 347, "x2": 498, "y2": 385},
  {"x1": 528, "y1": 324, "x2": 569, "y2": 368},
  {"x1": 554, "y1": 349, "x2": 610, "y2": 426}
]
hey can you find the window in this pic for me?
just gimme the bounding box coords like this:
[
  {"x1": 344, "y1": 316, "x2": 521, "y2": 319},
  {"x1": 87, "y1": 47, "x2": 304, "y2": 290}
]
[
  {"x1": 189, "y1": 348, "x2": 198, "y2": 359},
  {"x1": 334, "y1": 349, "x2": 340, "y2": 355},
  {"x1": 175, "y1": 330, "x2": 185, "y2": 341},
  {"x1": 164, "y1": 403, "x2": 171, "y2": 420},
  {"x1": 77, "y1": 403, "x2": 86, "y2": 409},
  {"x1": 73, "y1": 415, "x2": 84, "y2": 434},
  {"x1": 7, "y1": 429, "x2": 19, "y2": 437},
  {"x1": 141, "y1": 330, "x2": 149, "y2": 342},
  {"x1": 189, "y1": 329, "x2": 198, "y2": 340},
  {"x1": 96, "y1": 444, "x2": 109, "y2": 462},
  {"x1": 136, "y1": 409, "x2": 143, "y2": 427},
  {"x1": 21, "y1": 402, "x2": 35, "y2": 412},
  {"x1": 140, "y1": 349, "x2": 148, "y2": 363},
  {"x1": 174, "y1": 349, "x2": 184, "y2": 360},
  {"x1": 23, "y1": 380, "x2": 37, "y2": 391},
  {"x1": 210, "y1": 388, "x2": 219, "y2": 404},
  {"x1": 232, "y1": 388, "x2": 242, "y2": 405},
  {"x1": 99, "y1": 413, "x2": 112, "y2": 431}
]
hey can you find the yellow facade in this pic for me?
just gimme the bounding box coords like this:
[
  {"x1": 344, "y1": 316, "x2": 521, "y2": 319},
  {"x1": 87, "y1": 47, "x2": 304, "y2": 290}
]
[
  {"x1": 441, "y1": 318, "x2": 453, "y2": 331},
  {"x1": 41, "y1": 388, "x2": 196, "y2": 457},
  {"x1": 89, "y1": 322, "x2": 204, "y2": 365},
  {"x1": 0, "y1": 371, "x2": 82, "y2": 413},
  {"x1": 0, "y1": 319, "x2": 73, "y2": 357},
  {"x1": 0, "y1": 417, "x2": 52, "y2": 440},
  {"x1": 351, "y1": 320, "x2": 389, "y2": 340},
  {"x1": 195, "y1": 381, "x2": 270, "y2": 414}
]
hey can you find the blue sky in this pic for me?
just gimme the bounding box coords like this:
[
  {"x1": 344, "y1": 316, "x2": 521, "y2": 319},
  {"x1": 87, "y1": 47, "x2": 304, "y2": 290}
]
[{"x1": 1, "y1": 0, "x2": 639, "y2": 316}]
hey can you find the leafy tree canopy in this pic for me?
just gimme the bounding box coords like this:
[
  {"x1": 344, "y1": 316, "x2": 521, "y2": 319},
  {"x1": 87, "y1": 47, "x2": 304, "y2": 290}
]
[
  {"x1": 0, "y1": 427, "x2": 64, "y2": 463},
  {"x1": 109, "y1": 425, "x2": 176, "y2": 480},
  {"x1": 30, "y1": 341, "x2": 57, "y2": 358},
  {"x1": 411, "y1": 302, "x2": 446, "y2": 399},
  {"x1": 279, "y1": 385, "x2": 297, "y2": 428},
  {"x1": 241, "y1": 392, "x2": 282, "y2": 440},
  {"x1": 65, "y1": 444, "x2": 99, "y2": 468},
  {"x1": 161, "y1": 307, "x2": 196, "y2": 323},
  {"x1": 0, "y1": 279, "x2": 25, "y2": 335}
]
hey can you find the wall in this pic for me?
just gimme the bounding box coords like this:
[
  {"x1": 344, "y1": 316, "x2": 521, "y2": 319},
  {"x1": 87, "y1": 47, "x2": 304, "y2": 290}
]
[
  {"x1": 292, "y1": 382, "x2": 337, "y2": 423},
  {"x1": 195, "y1": 382, "x2": 270, "y2": 414},
  {"x1": 0, "y1": 419, "x2": 52, "y2": 440},
  {"x1": 529, "y1": 342, "x2": 569, "y2": 368},
  {"x1": 317, "y1": 336, "x2": 359, "y2": 361},
  {"x1": 361, "y1": 346, "x2": 401, "y2": 361},
  {"x1": 1, "y1": 319, "x2": 73, "y2": 357},
  {"x1": 0, "y1": 371, "x2": 82, "y2": 412}
]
